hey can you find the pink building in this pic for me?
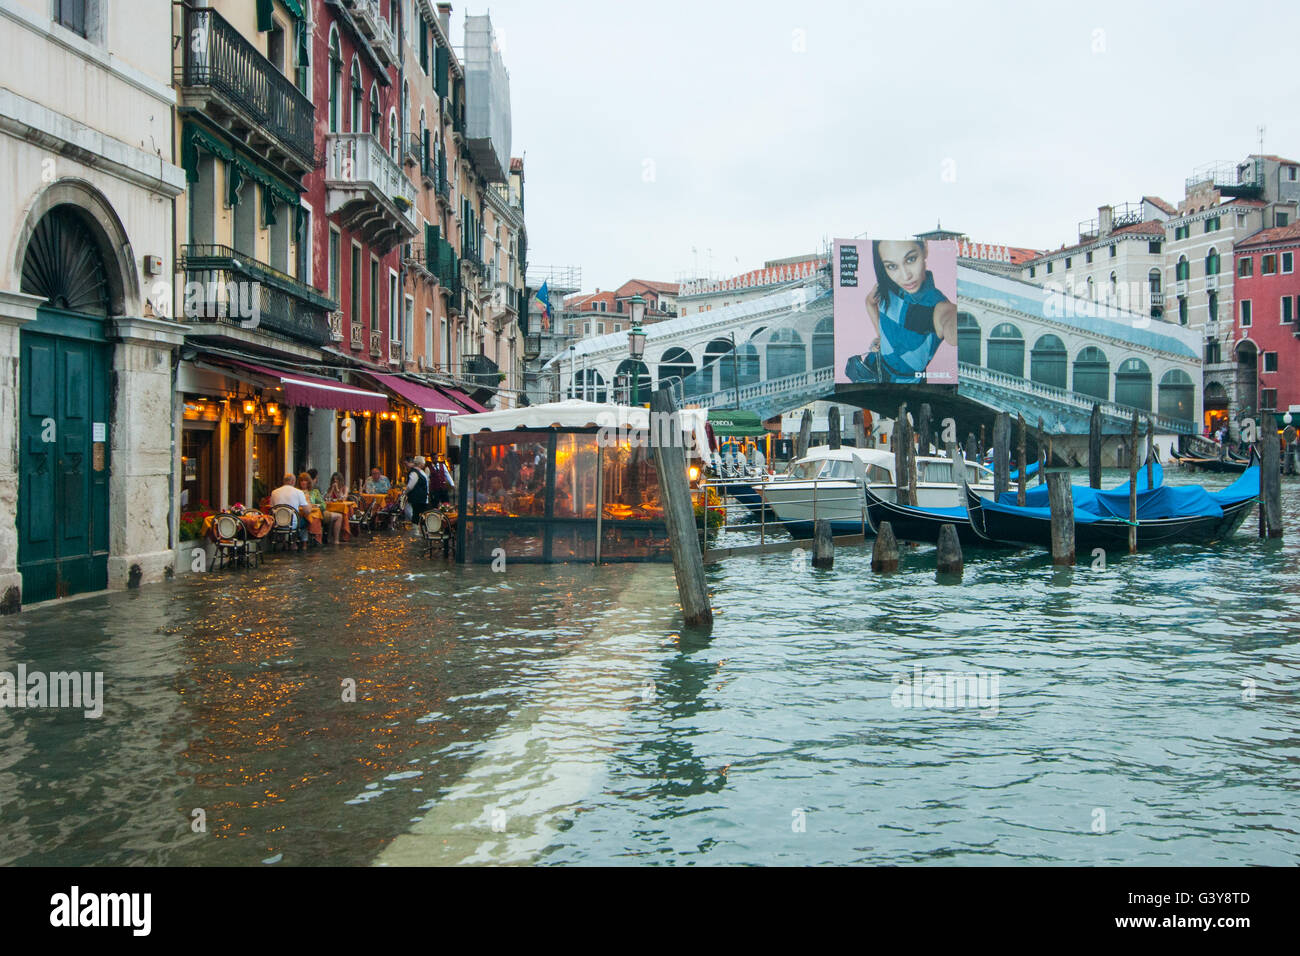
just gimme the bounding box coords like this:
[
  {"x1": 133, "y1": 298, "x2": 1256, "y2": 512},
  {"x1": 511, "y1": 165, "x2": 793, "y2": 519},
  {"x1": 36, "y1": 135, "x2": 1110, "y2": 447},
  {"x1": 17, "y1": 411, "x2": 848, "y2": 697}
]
[{"x1": 1233, "y1": 224, "x2": 1300, "y2": 427}]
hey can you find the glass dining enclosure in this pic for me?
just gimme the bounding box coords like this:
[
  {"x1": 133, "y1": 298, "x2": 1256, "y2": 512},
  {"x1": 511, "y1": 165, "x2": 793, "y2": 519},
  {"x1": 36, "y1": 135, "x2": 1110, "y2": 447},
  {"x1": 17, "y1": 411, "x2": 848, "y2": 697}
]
[{"x1": 455, "y1": 428, "x2": 671, "y2": 563}]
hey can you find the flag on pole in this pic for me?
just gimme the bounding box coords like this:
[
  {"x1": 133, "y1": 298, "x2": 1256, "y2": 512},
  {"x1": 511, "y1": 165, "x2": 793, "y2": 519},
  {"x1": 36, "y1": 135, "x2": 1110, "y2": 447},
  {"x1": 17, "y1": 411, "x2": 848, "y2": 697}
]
[{"x1": 534, "y1": 281, "x2": 552, "y2": 321}]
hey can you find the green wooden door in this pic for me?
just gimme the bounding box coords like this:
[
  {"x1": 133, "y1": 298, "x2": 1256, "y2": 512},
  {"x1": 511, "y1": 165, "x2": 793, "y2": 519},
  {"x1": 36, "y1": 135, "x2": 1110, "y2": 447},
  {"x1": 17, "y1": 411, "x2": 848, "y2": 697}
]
[{"x1": 18, "y1": 318, "x2": 111, "y2": 603}]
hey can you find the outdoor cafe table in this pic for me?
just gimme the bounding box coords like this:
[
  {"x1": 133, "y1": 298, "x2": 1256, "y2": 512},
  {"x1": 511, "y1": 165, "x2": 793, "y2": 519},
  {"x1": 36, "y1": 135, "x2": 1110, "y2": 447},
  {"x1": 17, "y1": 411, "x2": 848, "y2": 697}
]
[
  {"x1": 325, "y1": 500, "x2": 357, "y2": 540},
  {"x1": 202, "y1": 511, "x2": 272, "y2": 541}
]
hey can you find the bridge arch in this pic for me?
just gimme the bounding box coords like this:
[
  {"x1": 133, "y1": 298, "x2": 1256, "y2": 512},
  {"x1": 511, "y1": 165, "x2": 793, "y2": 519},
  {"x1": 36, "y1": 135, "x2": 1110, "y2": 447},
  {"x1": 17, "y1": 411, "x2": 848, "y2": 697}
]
[
  {"x1": 614, "y1": 358, "x2": 651, "y2": 401},
  {"x1": 1073, "y1": 346, "x2": 1109, "y2": 401},
  {"x1": 812, "y1": 316, "x2": 834, "y2": 368},
  {"x1": 1029, "y1": 333, "x2": 1068, "y2": 389},
  {"x1": 987, "y1": 322, "x2": 1025, "y2": 378},
  {"x1": 691, "y1": 338, "x2": 736, "y2": 396},
  {"x1": 658, "y1": 347, "x2": 696, "y2": 388},
  {"x1": 957, "y1": 311, "x2": 980, "y2": 365},
  {"x1": 1158, "y1": 368, "x2": 1195, "y2": 422},
  {"x1": 569, "y1": 368, "x2": 607, "y2": 402},
  {"x1": 1115, "y1": 357, "x2": 1153, "y2": 411}
]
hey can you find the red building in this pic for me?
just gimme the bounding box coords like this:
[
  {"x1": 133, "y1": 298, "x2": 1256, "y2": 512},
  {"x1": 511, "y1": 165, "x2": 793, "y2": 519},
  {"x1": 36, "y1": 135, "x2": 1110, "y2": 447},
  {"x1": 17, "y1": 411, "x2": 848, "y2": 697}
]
[{"x1": 1233, "y1": 223, "x2": 1300, "y2": 426}]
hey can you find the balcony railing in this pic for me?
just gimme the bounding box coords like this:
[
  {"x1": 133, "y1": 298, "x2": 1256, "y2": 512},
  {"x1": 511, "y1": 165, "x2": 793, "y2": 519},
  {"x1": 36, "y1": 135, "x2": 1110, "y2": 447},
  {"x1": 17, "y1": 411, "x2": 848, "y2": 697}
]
[
  {"x1": 180, "y1": 8, "x2": 315, "y2": 170},
  {"x1": 351, "y1": 320, "x2": 364, "y2": 350},
  {"x1": 179, "y1": 243, "x2": 335, "y2": 346},
  {"x1": 389, "y1": 338, "x2": 402, "y2": 365},
  {"x1": 1205, "y1": 274, "x2": 1220, "y2": 292},
  {"x1": 404, "y1": 133, "x2": 421, "y2": 167},
  {"x1": 324, "y1": 132, "x2": 419, "y2": 251},
  {"x1": 462, "y1": 353, "x2": 500, "y2": 388},
  {"x1": 328, "y1": 311, "x2": 344, "y2": 342}
]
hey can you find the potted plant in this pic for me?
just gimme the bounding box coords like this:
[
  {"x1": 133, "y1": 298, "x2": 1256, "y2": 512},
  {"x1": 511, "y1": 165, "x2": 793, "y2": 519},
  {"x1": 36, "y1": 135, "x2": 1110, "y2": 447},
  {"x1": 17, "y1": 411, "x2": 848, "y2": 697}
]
[{"x1": 176, "y1": 502, "x2": 216, "y2": 573}]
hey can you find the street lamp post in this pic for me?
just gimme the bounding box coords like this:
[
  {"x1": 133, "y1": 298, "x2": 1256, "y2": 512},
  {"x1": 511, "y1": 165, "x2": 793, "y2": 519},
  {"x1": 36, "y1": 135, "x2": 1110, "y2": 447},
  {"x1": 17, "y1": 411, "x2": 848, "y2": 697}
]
[{"x1": 627, "y1": 295, "x2": 647, "y2": 407}]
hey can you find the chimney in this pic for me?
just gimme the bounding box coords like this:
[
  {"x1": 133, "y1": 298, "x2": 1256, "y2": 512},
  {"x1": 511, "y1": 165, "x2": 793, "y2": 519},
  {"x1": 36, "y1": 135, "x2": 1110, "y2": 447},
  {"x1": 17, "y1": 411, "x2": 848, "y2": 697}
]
[
  {"x1": 436, "y1": 2, "x2": 451, "y2": 34},
  {"x1": 1098, "y1": 205, "x2": 1114, "y2": 237}
]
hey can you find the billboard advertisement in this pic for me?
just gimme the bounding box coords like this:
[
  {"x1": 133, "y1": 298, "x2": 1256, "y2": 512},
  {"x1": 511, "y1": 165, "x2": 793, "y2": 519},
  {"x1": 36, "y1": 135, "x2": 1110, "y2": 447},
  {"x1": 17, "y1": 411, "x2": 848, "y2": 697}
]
[{"x1": 833, "y1": 237, "x2": 958, "y2": 385}]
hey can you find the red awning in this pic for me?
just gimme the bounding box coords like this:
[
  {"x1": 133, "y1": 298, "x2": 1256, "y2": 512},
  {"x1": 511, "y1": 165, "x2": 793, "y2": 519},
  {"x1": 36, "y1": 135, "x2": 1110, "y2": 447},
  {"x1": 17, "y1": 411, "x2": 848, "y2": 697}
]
[
  {"x1": 440, "y1": 386, "x2": 489, "y2": 413},
  {"x1": 217, "y1": 359, "x2": 389, "y2": 413},
  {"x1": 367, "y1": 373, "x2": 465, "y2": 424}
]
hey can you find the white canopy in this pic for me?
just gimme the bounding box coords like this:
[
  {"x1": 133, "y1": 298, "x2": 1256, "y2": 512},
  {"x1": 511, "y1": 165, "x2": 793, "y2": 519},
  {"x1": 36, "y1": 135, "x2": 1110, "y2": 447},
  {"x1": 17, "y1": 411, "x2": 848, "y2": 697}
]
[{"x1": 449, "y1": 399, "x2": 712, "y2": 459}]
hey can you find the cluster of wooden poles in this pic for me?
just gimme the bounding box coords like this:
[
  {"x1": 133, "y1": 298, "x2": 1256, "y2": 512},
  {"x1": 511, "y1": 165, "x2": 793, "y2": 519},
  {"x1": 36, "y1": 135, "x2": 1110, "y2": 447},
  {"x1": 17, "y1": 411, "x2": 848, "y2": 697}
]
[{"x1": 648, "y1": 383, "x2": 1285, "y2": 633}]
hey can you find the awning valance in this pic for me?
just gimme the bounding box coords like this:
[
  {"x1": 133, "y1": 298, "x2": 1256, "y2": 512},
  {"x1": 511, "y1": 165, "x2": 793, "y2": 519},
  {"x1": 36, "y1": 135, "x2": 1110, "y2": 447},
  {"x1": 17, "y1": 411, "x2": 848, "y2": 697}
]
[
  {"x1": 441, "y1": 386, "x2": 489, "y2": 413},
  {"x1": 217, "y1": 358, "x2": 388, "y2": 413},
  {"x1": 366, "y1": 373, "x2": 465, "y2": 424}
]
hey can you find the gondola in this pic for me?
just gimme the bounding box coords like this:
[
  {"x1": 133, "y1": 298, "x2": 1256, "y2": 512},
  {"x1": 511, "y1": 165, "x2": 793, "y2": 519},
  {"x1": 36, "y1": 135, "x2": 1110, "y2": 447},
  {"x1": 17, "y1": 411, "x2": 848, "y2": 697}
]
[
  {"x1": 966, "y1": 458, "x2": 1259, "y2": 551},
  {"x1": 1170, "y1": 451, "x2": 1251, "y2": 474},
  {"x1": 862, "y1": 485, "x2": 991, "y2": 546}
]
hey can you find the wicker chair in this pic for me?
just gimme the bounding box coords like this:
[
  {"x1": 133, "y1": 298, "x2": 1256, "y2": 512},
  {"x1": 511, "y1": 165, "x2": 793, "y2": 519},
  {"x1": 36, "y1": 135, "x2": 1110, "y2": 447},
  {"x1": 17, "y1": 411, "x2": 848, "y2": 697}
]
[
  {"x1": 419, "y1": 508, "x2": 453, "y2": 558},
  {"x1": 347, "y1": 493, "x2": 373, "y2": 535},
  {"x1": 213, "y1": 513, "x2": 258, "y2": 569},
  {"x1": 269, "y1": 504, "x2": 300, "y2": 552}
]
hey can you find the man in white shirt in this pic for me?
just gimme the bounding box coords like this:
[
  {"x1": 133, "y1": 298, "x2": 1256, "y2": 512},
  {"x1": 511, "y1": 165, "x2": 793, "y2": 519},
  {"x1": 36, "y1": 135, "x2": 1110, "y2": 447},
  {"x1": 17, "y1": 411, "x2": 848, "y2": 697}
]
[{"x1": 269, "y1": 473, "x2": 312, "y2": 546}]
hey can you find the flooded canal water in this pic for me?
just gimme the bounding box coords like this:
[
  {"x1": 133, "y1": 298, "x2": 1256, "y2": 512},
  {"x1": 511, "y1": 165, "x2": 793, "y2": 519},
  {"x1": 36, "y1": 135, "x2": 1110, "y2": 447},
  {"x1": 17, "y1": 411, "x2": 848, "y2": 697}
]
[{"x1": 2, "y1": 469, "x2": 1298, "y2": 866}]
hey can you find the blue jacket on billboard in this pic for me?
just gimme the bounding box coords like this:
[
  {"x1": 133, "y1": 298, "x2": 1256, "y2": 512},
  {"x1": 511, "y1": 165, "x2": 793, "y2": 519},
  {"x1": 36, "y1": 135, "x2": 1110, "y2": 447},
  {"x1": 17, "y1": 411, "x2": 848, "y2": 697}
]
[{"x1": 844, "y1": 271, "x2": 947, "y2": 383}]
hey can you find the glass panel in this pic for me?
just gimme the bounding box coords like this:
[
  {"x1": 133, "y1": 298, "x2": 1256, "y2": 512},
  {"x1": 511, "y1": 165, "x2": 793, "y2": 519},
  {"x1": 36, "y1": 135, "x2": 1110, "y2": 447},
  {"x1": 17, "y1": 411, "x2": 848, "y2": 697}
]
[
  {"x1": 552, "y1": 433, "x2": 599, "y2": 519},
  {"x1": 461, "y1": 519, "x2": 546, "y2": 562},
  {"x1": 602, "y1": 441, "x2": 665, "y2": 521},
  {"x1": 468, "y1": 431, "x2": 549, "y2": 517}
]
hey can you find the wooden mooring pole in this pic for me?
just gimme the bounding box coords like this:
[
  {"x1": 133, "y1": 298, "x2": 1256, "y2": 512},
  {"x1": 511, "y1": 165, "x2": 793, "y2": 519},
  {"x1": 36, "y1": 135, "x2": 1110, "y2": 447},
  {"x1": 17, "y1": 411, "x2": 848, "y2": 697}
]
[
  {"x1": 894, "y1": 404, "x2": 914, "y2": 506},
  {"x1": 1037, "y1": 416, "x2": 1048, "y2": 485},
  {"x1": 1261, "y1": 427, "x2": 1283, "y2": 539},
  {"x1": 1089, "y1": 404, "x2": 1103, "y2": 490},
  {"x1": 993, "y1": 412, "x2": 1011, "y2": 499},
  {"x1": 796, "y1": 408, "x2": 812, "y2": 460},
  {"x1": 1128, "y1": 411, "x2": 1139, "y2": 554},
  {"x1": 650, "y1": 385, "x2": 713, "y2": 630},
  {"x1": 853, "y1": 409, "x2": 867, "y2": 449},
  {"x1": 812, "y1": 518, "x2": 834, "y2": 569},
  {"x1": 1047, "y1": 471, "x2": 1075, "y2": 566},
  {"x1": 872, "y1": 521, "x2": 900, "y2": 573},
  {"x1": 936, "y1": 524, "x2": 963, "y2": 578},
  {"x1": 917, "y1": 403, "x2": 932, "y2": 457},
  {"x1": 1016, "y1": 413, "x2": 1027, "y2": 506},
  {"x1": 828, "y1": 406, "x2": 841, "y2": 450}
]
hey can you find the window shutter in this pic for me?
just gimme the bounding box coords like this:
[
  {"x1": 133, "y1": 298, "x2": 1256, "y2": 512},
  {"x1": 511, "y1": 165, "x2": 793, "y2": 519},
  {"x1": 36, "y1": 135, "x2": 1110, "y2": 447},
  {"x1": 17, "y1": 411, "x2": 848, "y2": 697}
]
[
  {"x1": 435, "y1": 45, "x2": 449, "y2": 98},
  {"x1": 257, "y1": 0, "x2": 273, "y2": 32},
  {"x1": 419, "y1": 18, "x2": 428, "y2": 72}
]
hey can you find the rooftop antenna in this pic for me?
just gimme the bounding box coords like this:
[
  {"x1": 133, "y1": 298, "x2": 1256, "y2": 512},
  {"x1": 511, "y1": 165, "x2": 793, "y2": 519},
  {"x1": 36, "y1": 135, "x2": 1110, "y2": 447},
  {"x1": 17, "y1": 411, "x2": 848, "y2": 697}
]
[{"x1": 1258, "y1": 124, "x2": 1265, "y2": 157}]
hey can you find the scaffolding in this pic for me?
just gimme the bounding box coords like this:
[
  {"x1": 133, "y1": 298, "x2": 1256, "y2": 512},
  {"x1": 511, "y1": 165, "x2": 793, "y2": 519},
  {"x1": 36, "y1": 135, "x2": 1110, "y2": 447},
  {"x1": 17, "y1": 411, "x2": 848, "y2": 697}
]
[
  {"x1": 526, "y1": 265, "x2": 582, "y2": 296},
  {"x1": 463, "y1": 14, "x2": 511, "y2": 183}
]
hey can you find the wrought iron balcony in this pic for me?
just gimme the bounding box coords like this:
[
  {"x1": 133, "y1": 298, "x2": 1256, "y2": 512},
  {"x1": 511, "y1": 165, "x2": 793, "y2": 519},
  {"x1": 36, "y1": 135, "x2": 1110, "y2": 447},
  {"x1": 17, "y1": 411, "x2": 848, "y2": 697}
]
[
  {"x1": 404, "y1": 134, "x2": 421, "y2": 167},
  {"x1": 324, "y1": 132, "x2": 419, "y2": 254},
  {"x1": 178, "y1": 243, "x2": 336, "y2": 347},
  {"x1": 178, "y1": 8, "x2": 315, "y2": 175}
]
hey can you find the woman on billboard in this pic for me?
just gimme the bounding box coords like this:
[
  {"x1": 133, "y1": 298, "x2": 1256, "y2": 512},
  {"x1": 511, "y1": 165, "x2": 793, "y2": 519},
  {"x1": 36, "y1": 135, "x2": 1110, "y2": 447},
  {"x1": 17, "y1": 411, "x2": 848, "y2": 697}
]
[{"x1": 844, "y1": 239, "x2": 957, "y2": 383}]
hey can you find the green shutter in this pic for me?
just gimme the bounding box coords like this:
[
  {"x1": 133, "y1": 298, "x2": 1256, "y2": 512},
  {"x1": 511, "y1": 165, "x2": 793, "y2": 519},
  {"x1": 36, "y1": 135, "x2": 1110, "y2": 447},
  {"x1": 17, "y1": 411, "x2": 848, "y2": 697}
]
[
  {"x1": 435, "y1": 45, "x2": 449, "y2": 98},
  {"x1": 419, "y1": 18, "x2": 428, "y2": 72},
  {"x1": 426, "y1": 223, "x2": 437, "y2": 273},
  {"x1": 263, "y1": 186, "x2": 277, "y2": 228},
  {"x1": 256, "y1": 0, "x2": 273, "y2": 32},
  {"x1": 227, "y1": 160, "x2": 243, "y2": 207}
]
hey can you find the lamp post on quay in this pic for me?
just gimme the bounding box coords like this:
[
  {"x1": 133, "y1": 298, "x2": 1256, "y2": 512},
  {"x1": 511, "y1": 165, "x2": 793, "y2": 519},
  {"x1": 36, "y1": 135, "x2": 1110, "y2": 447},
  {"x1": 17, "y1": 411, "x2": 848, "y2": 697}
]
[{"x1": 627, "y1": 295, "x2": 647, "y2": 407}]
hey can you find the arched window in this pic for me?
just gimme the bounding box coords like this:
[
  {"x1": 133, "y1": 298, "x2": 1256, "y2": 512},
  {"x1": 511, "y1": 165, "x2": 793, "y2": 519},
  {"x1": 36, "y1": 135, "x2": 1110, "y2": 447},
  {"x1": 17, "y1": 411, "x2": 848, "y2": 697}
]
[
  {"x1": 1073, "y1": 346, "x2": 1109, "y2": 401},
  {"x1": 1115, "y1": 357, "x2": 1153, "y2": 411},
  {"x1": 1158, "y1": 368, "x2": 1195, "y2": 422},
  {"x1": 812, "y1": 316, "x2": 834, "y2": 369},
  {"x1": 349, "y1": 59, "x2": 363, "y2": 132},
  {"x1": 700, "y1": 338, "x2": 736, "y2": 395},
  {"x1": 613, "y1": 359, "x2": 650, "y2": 402},
  {"x1": 1148, "y1": 268, "x2": 1161, "y2": 294},
  {"x1": 388, "y1": 108, "x2": 398, "y2": 161},
  {"x1": 1176, "y1": 255, "x2": 1189, "y2": 281},
  {"x1": 369, "y1": 83, "x2": 381, "y2": 138},
  {"x1": 986, "y1": 322, "x2": 1025, "y2": 378},
  {"x1": 21, "y1": 205, "x2": 111, "y2": 316},
  {"x1": 1086, "y1": 275, "x2": 1095, "y2": 299},
  {"x1": 658, "y1": 347, "x2": 695, "y2": 388},
  {"x1": 1109, "y1": 272, "x2": 1118, "y2": 298},
  {"x1": 568, "y1": 368, "x2": 606, "y2": 403},
  {"x1": 1030, "y1": 334, "x2": 1068, "y2": 389},
  {"x1": 1205, "y1": 247, "x2": 1220, "y2": 276},
  {"x1": 765, "y1": 328, "x2": 806, "y2": 380},
  {"x1": 328, "y1": 29, "x2": 342, "y2": 133},
  {"x1": 957, "y1": 312, "x2": 980, "y2": 366}
]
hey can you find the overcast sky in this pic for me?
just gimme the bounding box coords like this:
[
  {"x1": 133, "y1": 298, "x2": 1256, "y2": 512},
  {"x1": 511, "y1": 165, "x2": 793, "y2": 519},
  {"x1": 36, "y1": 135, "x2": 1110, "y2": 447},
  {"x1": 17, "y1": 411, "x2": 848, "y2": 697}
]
[{"x1": 458, "y1": 0, "x2": 1300, "y2": 292}]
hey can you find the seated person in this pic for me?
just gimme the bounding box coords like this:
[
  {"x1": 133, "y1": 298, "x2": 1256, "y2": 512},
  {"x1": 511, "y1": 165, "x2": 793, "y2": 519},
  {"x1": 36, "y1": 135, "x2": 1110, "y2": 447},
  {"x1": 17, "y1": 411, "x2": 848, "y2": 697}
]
[
  {"x1": 363, "y1": 468, "x2": 391, "y2": 494},
  {"x1": 269, "y1": 473, "x2": 313, "y2": 547},
  {"x1": 299, "y1": 471, "x2": 342, "y2": 545},
  {"x1": 325, "y1": 472, "x2": 348, "y2": 502}
]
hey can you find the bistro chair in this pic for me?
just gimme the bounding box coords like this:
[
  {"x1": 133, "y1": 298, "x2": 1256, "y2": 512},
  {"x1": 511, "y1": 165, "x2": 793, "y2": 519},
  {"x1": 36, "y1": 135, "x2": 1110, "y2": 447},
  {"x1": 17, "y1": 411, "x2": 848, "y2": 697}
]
[
  {"x1": 213, "y1": 512, "x2": 258, "y2": 569},
  {"x1": 269, "y1": 504, "x2": 299, "y2": 552},
  {"x1": 347, "y1": 493, "x2": 374, "y2": 535},
  {"x1": 419, "y1": 508, "x2": 454, "y2": 558}
]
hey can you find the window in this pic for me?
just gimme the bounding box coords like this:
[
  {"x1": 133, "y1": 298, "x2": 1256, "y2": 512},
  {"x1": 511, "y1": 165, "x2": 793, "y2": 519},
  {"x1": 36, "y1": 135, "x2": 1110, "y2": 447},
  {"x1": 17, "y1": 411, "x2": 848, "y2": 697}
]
[
  {"x1": 1178, "y1": 297, "x2": 1188, "y2": 325},
  {"x1": 1238, "y1": 256, "x2": 1253, "y2": 278},
  {"x1": 350, "y1": 243, "x2": 361, "y2": 328},
  {"x1": 1064, "y1": 257, "x2": 1072, "y2": 269},
  {"x1": 1277, "y1": 212, "x2": 1290, "y2": 228},
  {"x1": 1205, "y1": 248, "x2": 1220, "y2": 276},
  {"x1": 596, "y1": 322, "x2": 605, "y2": 335},
  {"x1": 1046, "y1": 261, "x2": 1053, "y2": 274},
  {"x1": 1262, "y1": 389, "x2": 1278, "y2": 411},
  {"x1": 1205, "y1": 216, "x2": 1221, "y2": 233},
  {"x1": 1283, "y1": 252, "x2": 1293, "y2": 274},
  {"x1": 403, "y1": 294, "x2": 414, "y2": 356},
  {"x1": 1205, "y1": 339, "x2": 1221, "y2": 364},
  {"x1": 267, "y1": 24, "x2": 285, "y2": 73},
  {"x1": 1174, "y1": 224, "x2": 1190, "y2": 240},
  {"x1": 1262, "y1": 254, "x2": 1277, "y2": 275},
  {"x1": 1207, "y1": 291, "x2": 1217, "y2": 324},
  {"x1": 424, "y1": 309, "x2": 433, "y2": 361},
  {"x1": 54, "y1": 0, "x2": 88, "y2": 38},
  {"x1": 613, "y1": 324, "x2": 621, "y2": 333},
  {"x1": 349, "y1": 60, "x2": 363, "y2": 132},
  {"x1": 1290, "y1": 166, "x2": 1298, "y2": 182},
  {"x1": 1085, "y1": 251, "x2": 1094, "y2": 264},
  {"x1": 328, "y1": 30, "x2": 342, "y2": 133},
  {"x1": 329, "y1": 229, "x2": 341, "y2": 302},
  {"x1": 1283, "y1": 296, "x2": 1295, "y2": 324},
  {"x1": 1264, "y1": 352, "x2": 1278, "y2": 372},
  {"x1": 1176, "y1": 256, "x2": 1190, "y2": 281},
  {"x1": 293, "y1": 206, "x2": 310, "y2": 284},
  {"x1": 1148, "y1": 241, "x2": 1162, "y2": 254},
  {"x1": 1240, "y1": 300, "x2": 1252, "y2": 327},
  {"x1": 1109, "y1": 245, "x2": 1117, "y2": 258},
  {"x1": 390, "y1": 272, "x2": 400, "y2": 342},
  {"x1": 1028, "y1": 266, "x2": 1036, "y2": 278},
  {"x1": 369, "y1": 257, "x2": 379, "y2": 332}
]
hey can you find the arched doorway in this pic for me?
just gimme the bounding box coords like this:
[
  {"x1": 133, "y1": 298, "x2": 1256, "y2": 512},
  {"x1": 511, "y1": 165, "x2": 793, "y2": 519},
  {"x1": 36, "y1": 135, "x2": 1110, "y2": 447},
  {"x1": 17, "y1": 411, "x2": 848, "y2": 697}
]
[
  {"x1": 1158, "y1": 368, "x2": 1195, "y2": 423},
  {"x1": 1029, "y1": 334, "x2": 1067, "y2": 389},
  {"x1": 1203, "y1": 381, "x2": 1228, "y2": 434},
  {"x1": 1235, "y1": 341, "x2": 1258, "y2": 419},
  {"x1": 986, "y1": 322, "x2": 1025, "y2": 378},
  {"x1": 18, "y1": 205, "x2": 115, "y2": 602},
  {"x1": 1073, "y1": 346, "x2": 1109, "y2": 401}
]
